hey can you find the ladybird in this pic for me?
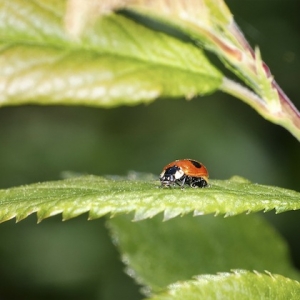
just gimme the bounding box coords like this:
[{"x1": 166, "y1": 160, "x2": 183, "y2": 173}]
[{"x1": 160, "y1": 159, "x2": 209, "y2": 188}]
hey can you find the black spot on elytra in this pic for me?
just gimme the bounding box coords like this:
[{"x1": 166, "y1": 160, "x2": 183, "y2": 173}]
[{"x1": 189, "y1": 160, "x2": 202, "y2": 168}]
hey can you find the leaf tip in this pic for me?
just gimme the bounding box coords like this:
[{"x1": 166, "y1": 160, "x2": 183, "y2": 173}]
[
  {"x1": 163, "y1": 209, "x2": 183, "y2": 221},
  {"x1": 224, "y1": 211, "x2": 236, "y2": 217},
  {"x1": 133, "y1": 208, "x2": 162, "y2": 221},
  {"x1": 193, "y1": 210, "x2": 204, "y2": 216}
]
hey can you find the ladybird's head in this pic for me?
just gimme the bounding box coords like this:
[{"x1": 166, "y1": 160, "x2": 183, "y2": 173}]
[{"x1": 160, "y1": 166, "x2": 184, "y2": 186}]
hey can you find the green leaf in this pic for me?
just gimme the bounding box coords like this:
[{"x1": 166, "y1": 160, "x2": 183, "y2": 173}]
[
  {"x1": 107, "y1": 214, "x2": 299, "y2": 293},
  {"x1": 149, "y1": 270, "x2": 300, "y2": 300},
  {"x1": 122, "y1": 1, "x2": 300, "y2": 141},
  {"x1": 0, "y1": 175, "x2": 300, "y2": 223},
  {"x1": 0, "y1": 0, "x2": 222, "y2": 107}
]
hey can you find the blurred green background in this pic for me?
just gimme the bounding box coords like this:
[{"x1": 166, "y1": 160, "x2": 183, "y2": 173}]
[{"x1": 0, "y1": 0, "x2": 300, "y2": 299}]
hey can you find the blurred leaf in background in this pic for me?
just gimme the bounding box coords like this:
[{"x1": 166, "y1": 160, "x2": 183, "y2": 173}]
[{"x1": 0, "y1": 215, "x2": 141, "y2": 300}]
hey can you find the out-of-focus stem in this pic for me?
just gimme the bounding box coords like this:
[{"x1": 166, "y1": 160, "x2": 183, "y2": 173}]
[
  {"x1": 228, "y1": 21, "x2": 300, "y2": 139},
  {"x1": 220, "y1": 77, "x2": 265, "y2": 112},
  {"x1": 220, "y1": 77, "x2": 300, "y2": 140},
  {"x1": 123, "y1": 2, "x2": 300, "y2": 140}
]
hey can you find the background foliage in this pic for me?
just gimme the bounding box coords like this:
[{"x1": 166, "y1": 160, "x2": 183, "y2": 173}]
[{"x1": 0, "y1": 0, "x2": 300, "y2": 299}]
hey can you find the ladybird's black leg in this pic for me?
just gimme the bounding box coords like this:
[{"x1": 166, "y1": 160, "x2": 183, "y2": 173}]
[
  {"x1": 200, "y1": 178, "x2": 208, "y2": 187},
  {"x1": 174, "y1": 175, "x2": 186, "y2": 188},
  {"x1": 201, "y1": 179, "x2": 208, "y2": 187},
  {"x1": 180, "y1": 175, "x2": 186, "y2": 188},
  {"x1": 175, "y1": 178, "x2": 183, "y2": 187},
  {"x1": 190, "y1": 177, "x2": 208, "y2": 188},
  {"x1": 189, "y1": 178, "x2": 196, "y2": 188},
  {"x1": 185, "y1": 175, "x2": 193, "y2": 187},
  {"x1": 179, "y1": 175, "x2": 188, "y2": 189}
]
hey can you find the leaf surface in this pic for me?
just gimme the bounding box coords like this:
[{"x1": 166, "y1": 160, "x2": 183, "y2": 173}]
[
  {"x1": 0, "y1": 0, "x2": 222, "y2": 107},
  {"x1": 150, "y1": 270, "x2": 300, "y2": 300},
  {"x1": 0, "y1": 175, "x2": 300, "y2": 223},
  {"x1": 108, "y1": 214, "x2": 299, "y2": 293}
]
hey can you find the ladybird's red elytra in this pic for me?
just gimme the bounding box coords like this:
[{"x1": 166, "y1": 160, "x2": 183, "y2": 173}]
[{"x1": 160, "y1": 159, "x2": 209, "y2": 188}]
